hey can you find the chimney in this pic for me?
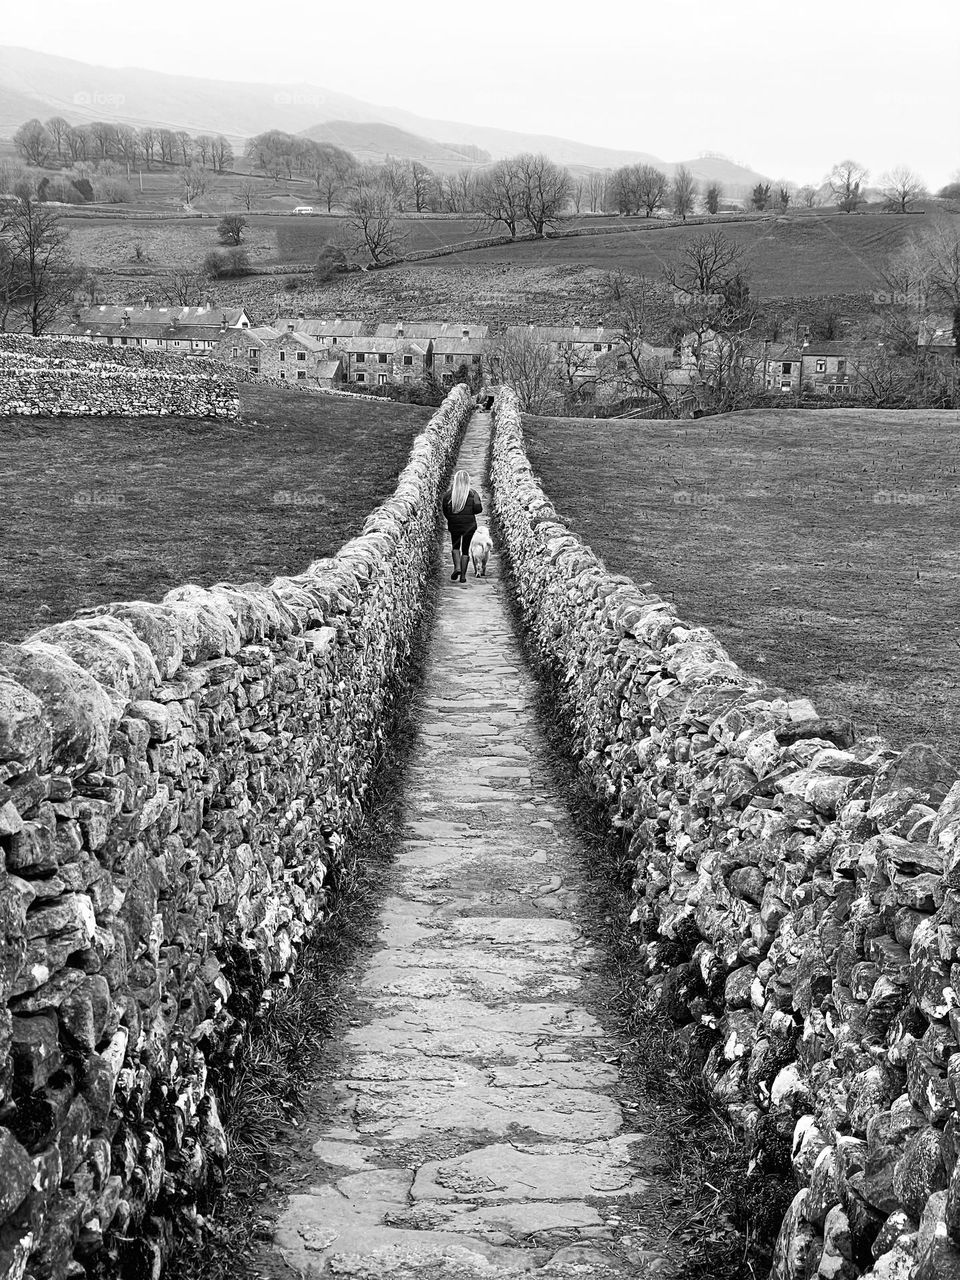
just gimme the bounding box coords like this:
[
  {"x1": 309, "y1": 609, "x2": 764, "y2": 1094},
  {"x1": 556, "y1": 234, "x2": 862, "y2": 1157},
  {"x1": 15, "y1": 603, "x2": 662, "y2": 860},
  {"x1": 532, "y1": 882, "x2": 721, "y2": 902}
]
[
  {"x1": 572, "y1": 322, "x2": 580, "y2": 335},
  {"x1": 287, "y1": 322, "x2": 295, "y2": 332},
  {"x1": 220, "y1": 312, "x2": 228, "y2": 333},
  {"x1": 335, "y1": 310, "x2": 343, "y2": 321},
  {"x1": 396, "y1": 318, "x2": 404, "y2": 338},
  {"x1": 121, "y1": 311, "x2": 130, "y2": 328},
  {"x1": 298, "y1": 312, "x2": 305, "y2": 324},
  {"x1": 462, "y1": 327, "x2": 469, "y2": 338}
]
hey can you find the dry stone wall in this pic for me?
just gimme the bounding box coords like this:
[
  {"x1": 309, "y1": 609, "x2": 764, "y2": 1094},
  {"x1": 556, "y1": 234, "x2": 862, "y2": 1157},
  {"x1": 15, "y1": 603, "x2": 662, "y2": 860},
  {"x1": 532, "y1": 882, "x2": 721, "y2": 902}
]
[
  {"x1": 0, "y1": 337, "x2": 238, "y2": 419},
  {"x1": 490, "y1": 386, "x2": 960, "y2": 1280},
  {"x1": 0, "y1": 384, "x2": 472, "y2": 1279}
]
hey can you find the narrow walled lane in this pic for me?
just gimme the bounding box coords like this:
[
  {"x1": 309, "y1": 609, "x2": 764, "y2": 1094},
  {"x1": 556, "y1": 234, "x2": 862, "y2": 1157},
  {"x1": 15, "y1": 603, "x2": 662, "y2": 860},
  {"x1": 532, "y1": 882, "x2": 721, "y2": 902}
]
[{"x1": 265, "y1": 411, "x2": 675, "y2": 1279}]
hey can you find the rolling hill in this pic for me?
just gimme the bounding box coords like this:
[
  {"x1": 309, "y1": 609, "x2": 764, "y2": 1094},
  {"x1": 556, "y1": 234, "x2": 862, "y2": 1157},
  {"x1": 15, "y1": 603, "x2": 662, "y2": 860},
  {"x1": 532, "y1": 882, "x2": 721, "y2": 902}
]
[
  {"x1": 299, "y1": 121, "x2": 490, "y2": 171},
  {"x1": 0, "y1": 43, "x2": 772, "y2": 186}
]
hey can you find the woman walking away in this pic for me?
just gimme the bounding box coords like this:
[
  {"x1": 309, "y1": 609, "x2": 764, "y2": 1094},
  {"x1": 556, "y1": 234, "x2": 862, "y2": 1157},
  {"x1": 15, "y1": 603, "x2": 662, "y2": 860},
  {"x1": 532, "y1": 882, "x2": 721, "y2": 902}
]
[{"x1": 442, "y1": 469, "x2": 483, "y2": 584}]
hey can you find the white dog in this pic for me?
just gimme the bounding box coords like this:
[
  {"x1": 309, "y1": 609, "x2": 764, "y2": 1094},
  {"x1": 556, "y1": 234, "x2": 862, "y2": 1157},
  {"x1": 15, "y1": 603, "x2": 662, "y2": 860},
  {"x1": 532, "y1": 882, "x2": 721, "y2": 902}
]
[{"x1": 470, "y1": 527, "x2": 493, "y2": 577}]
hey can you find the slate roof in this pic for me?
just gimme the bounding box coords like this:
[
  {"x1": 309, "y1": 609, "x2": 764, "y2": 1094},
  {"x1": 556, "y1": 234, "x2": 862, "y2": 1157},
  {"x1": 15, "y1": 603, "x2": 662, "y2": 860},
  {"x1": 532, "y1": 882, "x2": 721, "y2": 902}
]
[
  {"x1": 375, "y1": 321, "x2": 489, "y2": 340},
  {"x1": 279, "y1": 317, "x2": 366, "y2": 338},
  {"x1": 345, "y1": 338, "x2": 430, "y2": 355},
  {"x1": 73, "y1": 304, "x2": 248, "y2": 329}
]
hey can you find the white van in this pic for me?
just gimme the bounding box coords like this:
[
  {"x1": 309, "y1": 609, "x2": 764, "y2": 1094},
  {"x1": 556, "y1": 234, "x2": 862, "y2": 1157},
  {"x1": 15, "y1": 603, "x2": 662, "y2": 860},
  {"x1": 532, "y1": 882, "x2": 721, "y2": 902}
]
[{"x1": 293, "y1": 205, "x2": 315, "y2": 215}]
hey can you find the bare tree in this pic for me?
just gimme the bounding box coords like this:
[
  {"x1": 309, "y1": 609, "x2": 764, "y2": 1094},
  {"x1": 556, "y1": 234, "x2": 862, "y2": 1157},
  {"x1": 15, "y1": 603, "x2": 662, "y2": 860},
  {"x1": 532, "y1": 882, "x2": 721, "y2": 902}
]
[
  {"x1": 160, "y1": 267, "x2": 208, "y2": 305},
  {"x1": 344, "y1": 171, "x2": 408, "y2": 264},
  {"x1": 829, "y1": 159, "x2": 868, "y2": 212},
  {"x1": 0, "y1": 199, "x2": 83, "y2": 334},
  {"x1": 235, "y1": 179, "x2": 260, "y2": 212},
  {"x1": 572, "y1": 177, "x2": 585, "y2": 215},
  {"x1": 475, "y1": 159, "x2": 524, "y2": 238},
  {"x1": 490, "y1": 329, "x2": 556, "y2": 412},
  {"x1": 210, "y1": 135, "x2": 234, "y2": 174},
  {"x1": 670, "y1": 166, "x2": 697, "y2": 220},
  {"x1": 139, "y1": 126, "x2": 157, "y2": 169},
  {"x1": 587, "y1": 170, "x2": 608, "y2": 214},
  {"x1": 180, "y1": 164, "x2": 208, "y2": 204},
  {"x1": 114, "y1": 125, "x2": 140, "y2": 168},
  {"x1": 13, "y1": 119, "x2": 53, "y2": 168},
  {"x1": 175, "y1": 131, "x2": 194, "y2": 166},
  {"x1": 218, "y1": 213, "x2": 247, "y2": 245},
  {"x1": 89, "y1": 120, "x2": 118, "y2": 160},
  {"x1": 158, "y1": 130, "x2": 176, "y2": 166},
  {"x1": 195, "y1": 134, "x2": 214, "y2": 169},
  {"x1": 409, "y1": 161, "x2": 433, "y2": 213},
  {"x1": 515, "y1": 153, "x2": 571, "y2": 236},
  {"x1": 880, "y1": 166, "x2": 926, "y2": 213},
  {"x1": 308, "y1": 144, "x2": 355, "y2": 211},
  {"x1": 599, "y1": 273, "x2": 684, "y2": 417},
  {"x1": 65, "y1": 127, "x2": 89, "y2": 164},
  {"x1": 45, "y1": 116, "x2": 71, "y2": 162}
]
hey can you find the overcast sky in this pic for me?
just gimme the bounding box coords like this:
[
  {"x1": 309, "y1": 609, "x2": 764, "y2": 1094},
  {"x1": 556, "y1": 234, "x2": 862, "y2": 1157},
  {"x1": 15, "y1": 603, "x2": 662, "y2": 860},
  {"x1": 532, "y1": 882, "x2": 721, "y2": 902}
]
[{"x1": 3, "y1": 0, "x2": 958, "y2": 187}]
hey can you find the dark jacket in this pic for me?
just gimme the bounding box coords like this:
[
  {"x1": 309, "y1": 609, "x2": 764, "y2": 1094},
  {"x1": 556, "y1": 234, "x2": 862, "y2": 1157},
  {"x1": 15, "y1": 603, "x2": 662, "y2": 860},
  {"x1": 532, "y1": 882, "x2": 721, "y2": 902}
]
[{"x1": 442, "y1": 488, "x2": 483, "y2": 535}]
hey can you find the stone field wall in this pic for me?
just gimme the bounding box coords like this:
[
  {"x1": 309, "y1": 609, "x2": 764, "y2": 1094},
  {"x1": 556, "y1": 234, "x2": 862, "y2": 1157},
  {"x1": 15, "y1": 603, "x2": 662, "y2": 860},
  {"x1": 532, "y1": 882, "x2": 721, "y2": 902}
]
[
  {"x1": 0, "y1": 384, "x2": 472, "y2": 1279},
  {"x1": 490, "y1": 386, "x2": 960, "y2": 1280},
  {"x1": 0, "y1": 337, "x2": 239, "y2": 419}
]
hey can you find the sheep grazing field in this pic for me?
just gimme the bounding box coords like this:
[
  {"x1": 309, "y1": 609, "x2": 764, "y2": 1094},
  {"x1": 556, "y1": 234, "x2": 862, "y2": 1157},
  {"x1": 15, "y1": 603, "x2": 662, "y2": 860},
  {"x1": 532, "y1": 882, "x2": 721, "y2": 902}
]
[
  {"x1": 0, "y1": 384, "x2": 433, "y2": 641},
  {"x1": 523, "y1": 405, "x2": 960, "y2": 761}
]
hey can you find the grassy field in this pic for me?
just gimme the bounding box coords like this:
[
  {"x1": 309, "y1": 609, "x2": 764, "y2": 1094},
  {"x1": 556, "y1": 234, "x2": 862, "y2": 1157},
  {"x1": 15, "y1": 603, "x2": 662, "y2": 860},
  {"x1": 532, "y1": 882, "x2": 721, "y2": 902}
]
[
  {"x1": 523, "y1": 407, "x2": 960, "y2": 762},
  {"x1": 0, "y1": 386, "x2": 433, "y2": 643},
  {"x1": 461, "y1": 212, "x2": 947, "y2": 298}
]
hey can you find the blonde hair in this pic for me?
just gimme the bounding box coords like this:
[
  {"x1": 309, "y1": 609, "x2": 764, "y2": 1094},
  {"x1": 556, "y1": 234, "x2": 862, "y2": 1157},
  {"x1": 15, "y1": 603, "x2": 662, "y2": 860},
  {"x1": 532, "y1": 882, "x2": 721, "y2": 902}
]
[{"x1": 450, "y1": 469, "x2": 471, "y2": 513}]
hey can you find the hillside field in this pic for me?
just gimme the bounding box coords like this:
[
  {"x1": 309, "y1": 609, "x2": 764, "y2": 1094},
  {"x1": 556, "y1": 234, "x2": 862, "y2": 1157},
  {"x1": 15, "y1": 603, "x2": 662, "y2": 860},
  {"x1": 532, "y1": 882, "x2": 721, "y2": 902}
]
[
  {"x1": 523, "y1": 407, "x2": 960, "y2": 762},
  {"x1": 0, "y1": 386, "x2": 433, "y2": 642},
  {"x1": 459, "y1": 211, "x2": 944, "y2": 298}
]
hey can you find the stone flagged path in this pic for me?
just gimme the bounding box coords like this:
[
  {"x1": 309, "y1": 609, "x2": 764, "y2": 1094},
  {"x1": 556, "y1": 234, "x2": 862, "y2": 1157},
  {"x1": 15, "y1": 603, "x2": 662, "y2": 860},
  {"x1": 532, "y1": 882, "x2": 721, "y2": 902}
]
[{"x1": 269, "y1": 411, "x2": 674, "y2": 1278}]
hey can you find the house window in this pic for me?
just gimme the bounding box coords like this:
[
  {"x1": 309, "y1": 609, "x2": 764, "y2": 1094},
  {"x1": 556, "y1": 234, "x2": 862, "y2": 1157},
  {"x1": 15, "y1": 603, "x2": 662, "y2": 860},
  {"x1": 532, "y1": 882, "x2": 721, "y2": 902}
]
[
  {"x1": 403, "y1": 375, "x2": 412, "y2": 384},
  {"x1": 837, "y1": 359, "x2": 846, "y2": 372},
  {"x1": 445, "y1": 354, "x2": 454, "y2": 363},
  {"x1": 356, "y1": 353, "x2": 365, "y2": 363},
  {"x1": 378, "y1": 374, "x2": 388, "y2": 385},
  {"x1": 297, "y1": 371, "x2": 306, "y2": 380},
  {"x1": 356, "y1": 372, "x2": 365, "y2": 382},
  {"x1": 280, "y1": 371, "x2": 285, "y2": 379},
  {"x1": 249, "y1": 350, "x2": 259, "y2": 361},
  {"x1": 232, "y1": 347, "x2": 239, "y2": 358},
  {"x1": 403, "y1": 355, "x2": 413, "y2": 366},
  {"x1": 594, "y1": 343, "x2": 602, "y2": 351},
  {"x1": 816, "y1": 359, "x2": 826, "y2": 373},
  {"x1": 279, "y1": 351, "x2": 285, "y2": 362},
  {"x1": 780, "y1": 380, "x2": 791, "y2": 391},
  {"x1": 378, "y1": 353, "x2": 388, "y2": 363},
  {"x1": 297, "y1": 351, "x2": 306, "y2": 361},
  {"x1": 782, "y1": 362, "x2": 792, "y2": 374}
]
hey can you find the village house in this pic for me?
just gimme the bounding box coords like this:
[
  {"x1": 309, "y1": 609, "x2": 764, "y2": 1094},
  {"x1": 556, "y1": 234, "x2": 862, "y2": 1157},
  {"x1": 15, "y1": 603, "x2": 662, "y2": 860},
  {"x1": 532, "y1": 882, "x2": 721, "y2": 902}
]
[
  {"x1": 275, "y1": 314, "x2": 365, "y2": 355},
  {"x1": 343, "y1": 336, "x2": 431, "y2": 387},
  {"x1": 55, "y1": 304, "x2": 251, "y2": 354},
  {"x1": 431, "y1": 335, "x2": 488, "y2": 384},
  {"x1": 214, "y1": 326, "x2": 345, "y2": 386},
  {"x1": 761, "y1": 345, "x2": 804, "y2": 393},
  {"x1": 506, "y1": 323, "x2": 619, "y2": 362},
  {"x1": 799, "y1": 341, "x2": 860, "y2": 396}
]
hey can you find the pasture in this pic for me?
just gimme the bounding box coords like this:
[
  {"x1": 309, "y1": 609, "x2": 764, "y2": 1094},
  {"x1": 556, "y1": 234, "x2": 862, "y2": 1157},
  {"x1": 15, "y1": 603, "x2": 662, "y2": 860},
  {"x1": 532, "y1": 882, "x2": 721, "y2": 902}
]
[
  {"x1": 523, "y1": 407, "x2": 960, "y2": 761},
  {"x1": 0, "y1": 386, "x2": 433, "y2": 642},
  {"x1": 461, "y1": 212, "x2": 944, "y2": 298}
]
